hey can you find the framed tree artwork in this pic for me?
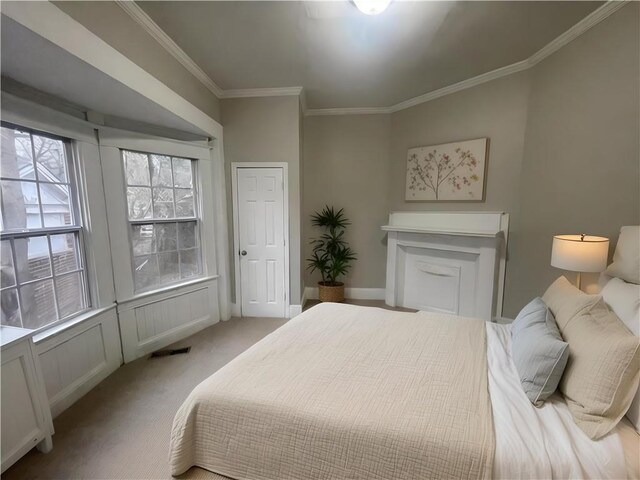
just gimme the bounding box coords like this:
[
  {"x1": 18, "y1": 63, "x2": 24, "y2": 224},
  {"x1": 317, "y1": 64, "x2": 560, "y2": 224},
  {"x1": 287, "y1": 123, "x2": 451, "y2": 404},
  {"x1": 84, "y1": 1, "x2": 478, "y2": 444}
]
[{"x1": 405, "y1": 138, "x2": 488, "y2": 202}]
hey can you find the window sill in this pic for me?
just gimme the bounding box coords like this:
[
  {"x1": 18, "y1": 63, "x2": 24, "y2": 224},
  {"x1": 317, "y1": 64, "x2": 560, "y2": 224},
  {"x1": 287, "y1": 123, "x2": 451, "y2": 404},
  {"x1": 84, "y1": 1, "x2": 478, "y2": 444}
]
[
  {"x1": 118, "y1": 275, "x2": 219, "y2": 306},
  {"x1": 33, "y1": 304, "x2": 117, "y2": 344}
]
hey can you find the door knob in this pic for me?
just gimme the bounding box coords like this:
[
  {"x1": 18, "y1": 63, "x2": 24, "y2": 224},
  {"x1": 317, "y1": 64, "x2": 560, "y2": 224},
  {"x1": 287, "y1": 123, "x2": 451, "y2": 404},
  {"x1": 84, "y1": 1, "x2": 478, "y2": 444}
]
[{"x1": 241, "y1": 250, "x2": 247, "y2": 256}]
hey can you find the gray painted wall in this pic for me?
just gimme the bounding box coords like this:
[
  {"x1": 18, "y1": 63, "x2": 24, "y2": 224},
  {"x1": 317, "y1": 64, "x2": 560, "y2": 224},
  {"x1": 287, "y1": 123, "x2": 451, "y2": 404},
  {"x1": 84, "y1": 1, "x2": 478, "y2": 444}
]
[
  {"x1": 221, "y1": 96, "x2": 303, "y2": 305},
  {"x1": 505, "y1": 3, "x2": 640, "y2": 315},
  {"x1": 303, "y1": 114, "x2": 391, "y2": 288},
  {"x1": 303, "y1": 4, "x2": 639, "y2": 316}
]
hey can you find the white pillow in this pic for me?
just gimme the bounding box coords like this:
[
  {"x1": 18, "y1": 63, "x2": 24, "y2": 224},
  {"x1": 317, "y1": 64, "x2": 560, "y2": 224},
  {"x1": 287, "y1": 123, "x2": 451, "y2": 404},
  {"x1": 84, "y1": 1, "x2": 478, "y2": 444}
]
[
  {"x1": 602, "y1": 277, "x2": 640, "y2": 335},
  {"x1": 604, "y1": 226, "x2": 640, "y2": 284},
  {"x1": 602, "y1": 277, "x2": 640, "y2": 433}
]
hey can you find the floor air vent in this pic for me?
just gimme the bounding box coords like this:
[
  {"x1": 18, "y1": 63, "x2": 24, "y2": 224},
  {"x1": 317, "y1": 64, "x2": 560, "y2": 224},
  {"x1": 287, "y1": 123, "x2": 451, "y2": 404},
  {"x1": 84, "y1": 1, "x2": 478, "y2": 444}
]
[{"x1": 150, "y1": 347, "x2": 191, "y2": 358}]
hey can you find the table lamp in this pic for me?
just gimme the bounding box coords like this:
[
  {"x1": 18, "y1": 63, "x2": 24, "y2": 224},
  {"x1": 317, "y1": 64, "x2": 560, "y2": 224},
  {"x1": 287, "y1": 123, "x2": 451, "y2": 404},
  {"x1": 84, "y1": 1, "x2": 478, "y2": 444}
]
[{"x1": 551, "y1": 234, "x2": 609, "y2": 289}]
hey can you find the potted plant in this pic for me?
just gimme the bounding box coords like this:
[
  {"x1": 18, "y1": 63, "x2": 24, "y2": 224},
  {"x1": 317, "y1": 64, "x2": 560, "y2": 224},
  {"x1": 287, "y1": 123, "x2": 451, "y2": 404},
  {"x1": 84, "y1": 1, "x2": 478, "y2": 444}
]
[{"x1": 307, "y1": 206, "x2": 356, "y2": 302}]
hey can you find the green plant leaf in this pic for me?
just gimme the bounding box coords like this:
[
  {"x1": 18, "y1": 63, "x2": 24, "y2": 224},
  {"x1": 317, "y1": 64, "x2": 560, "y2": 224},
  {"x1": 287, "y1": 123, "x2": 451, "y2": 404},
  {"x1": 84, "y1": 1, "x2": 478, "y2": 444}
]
[{"x1": 307, "y1": 206, "x2": 356, "y2": 284}]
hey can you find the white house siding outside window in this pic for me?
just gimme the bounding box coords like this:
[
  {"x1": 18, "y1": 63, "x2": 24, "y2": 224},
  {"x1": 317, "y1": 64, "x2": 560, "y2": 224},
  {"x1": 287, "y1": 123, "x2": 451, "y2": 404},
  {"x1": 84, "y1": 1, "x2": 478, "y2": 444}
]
[{"x1": 0, "y1": 123, "x2": 89, "y2": 330}]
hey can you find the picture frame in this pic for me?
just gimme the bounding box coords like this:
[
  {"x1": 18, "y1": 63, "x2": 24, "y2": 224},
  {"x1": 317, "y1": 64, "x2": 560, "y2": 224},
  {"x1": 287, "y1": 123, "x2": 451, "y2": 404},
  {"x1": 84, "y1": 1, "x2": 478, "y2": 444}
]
[{"x1": 405, "y1": 138, "x2": 489, "y2": 202}]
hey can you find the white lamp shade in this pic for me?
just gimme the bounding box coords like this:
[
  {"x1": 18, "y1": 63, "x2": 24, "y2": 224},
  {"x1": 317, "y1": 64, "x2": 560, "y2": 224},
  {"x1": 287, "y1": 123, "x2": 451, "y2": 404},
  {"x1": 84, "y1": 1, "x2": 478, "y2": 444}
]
[{"x1": 551, "y1": 235, "x2": 610, "y2": 273}]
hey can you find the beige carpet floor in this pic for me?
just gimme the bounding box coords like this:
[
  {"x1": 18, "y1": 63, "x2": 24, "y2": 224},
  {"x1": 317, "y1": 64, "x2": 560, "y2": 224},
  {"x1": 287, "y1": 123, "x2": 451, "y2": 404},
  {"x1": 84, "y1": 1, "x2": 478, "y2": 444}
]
[{"x1": 5, "y1": 300, "x2": 409, "y2": 479}]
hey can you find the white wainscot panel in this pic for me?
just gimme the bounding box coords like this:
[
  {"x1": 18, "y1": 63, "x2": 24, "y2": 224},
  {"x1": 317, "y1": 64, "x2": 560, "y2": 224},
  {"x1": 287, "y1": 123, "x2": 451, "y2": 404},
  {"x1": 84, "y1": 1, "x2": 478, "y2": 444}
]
[
  {"x1": 34, "y1": 307, "x2": 122, "y2": 418},
  {"x1": 118, "y1": 279, "x2": 220, "y2": 363}
]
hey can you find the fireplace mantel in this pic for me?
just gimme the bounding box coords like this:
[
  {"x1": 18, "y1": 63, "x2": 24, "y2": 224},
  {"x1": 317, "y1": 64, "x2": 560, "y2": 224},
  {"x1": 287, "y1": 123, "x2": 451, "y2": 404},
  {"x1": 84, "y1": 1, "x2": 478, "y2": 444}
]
[{"x1": 382, "y1": 212, "x2": 509, "y2": 320}]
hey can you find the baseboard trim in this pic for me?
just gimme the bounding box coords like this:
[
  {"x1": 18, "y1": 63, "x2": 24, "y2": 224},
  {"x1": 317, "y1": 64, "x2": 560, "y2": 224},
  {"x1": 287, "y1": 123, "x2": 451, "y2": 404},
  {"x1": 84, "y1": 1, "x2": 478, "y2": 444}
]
[
  {"x1": 304, "y1": 286, "x2": 386, "y2": 301},
  {"x1": 126, "y1": 315, "x2": 216, "y2": 363},
  {"x1": 230, "y1": 302, "x2": 241, "y2": 318},
  {"x1": 288, "y1": 305, "x2": 303, "y2": 317}
]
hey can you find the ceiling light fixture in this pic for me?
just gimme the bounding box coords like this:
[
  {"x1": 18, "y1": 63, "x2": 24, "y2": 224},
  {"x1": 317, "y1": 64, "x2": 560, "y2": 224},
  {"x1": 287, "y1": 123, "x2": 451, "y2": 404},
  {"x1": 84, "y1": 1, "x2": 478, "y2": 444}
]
[{"x1": 352, "y1": 0, "x2": 392, "y2": 16}]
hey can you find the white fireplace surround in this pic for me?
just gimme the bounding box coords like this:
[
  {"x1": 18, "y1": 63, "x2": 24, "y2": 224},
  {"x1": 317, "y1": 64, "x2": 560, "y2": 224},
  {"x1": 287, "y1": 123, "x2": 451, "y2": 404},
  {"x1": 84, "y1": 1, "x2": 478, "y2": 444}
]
[{"x1": 382, "y1": 212, "x2": 509, "y2": 321}]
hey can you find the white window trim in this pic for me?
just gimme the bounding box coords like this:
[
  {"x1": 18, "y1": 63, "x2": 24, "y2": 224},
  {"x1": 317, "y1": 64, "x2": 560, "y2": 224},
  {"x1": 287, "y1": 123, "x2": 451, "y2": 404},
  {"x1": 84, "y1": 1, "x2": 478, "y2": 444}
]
[
  {"x1": 0, "y1": 123, "x2": 95, "y2": 332},
  {"x1": 2, "y1": 93, "x2": 117, "y2": 316},
  {"x1": 99, "y1": 126, "x2": 218, "y2": 304}
]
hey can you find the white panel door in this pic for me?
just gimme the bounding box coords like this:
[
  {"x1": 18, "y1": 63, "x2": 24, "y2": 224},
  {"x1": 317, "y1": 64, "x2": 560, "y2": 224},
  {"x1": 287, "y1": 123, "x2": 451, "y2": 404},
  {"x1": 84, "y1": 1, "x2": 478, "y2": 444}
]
[{"x1": 237, "y1": 168, "x2": 286, "y2": 317}]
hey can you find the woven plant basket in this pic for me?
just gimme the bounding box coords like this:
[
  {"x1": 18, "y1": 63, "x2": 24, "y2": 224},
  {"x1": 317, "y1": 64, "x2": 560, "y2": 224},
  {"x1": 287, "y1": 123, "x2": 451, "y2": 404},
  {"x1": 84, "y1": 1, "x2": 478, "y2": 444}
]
[{"x1": 318, "y1": 282, "x2": 345, "y2": 303}]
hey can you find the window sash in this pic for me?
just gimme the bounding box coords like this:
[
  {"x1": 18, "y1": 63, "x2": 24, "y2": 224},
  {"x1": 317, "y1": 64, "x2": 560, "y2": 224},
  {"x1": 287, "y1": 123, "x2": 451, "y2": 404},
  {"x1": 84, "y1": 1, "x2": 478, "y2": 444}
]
[
  {"x1": 128, "y1": 219, "x2": 202, "y2": 293},
  {"x1": 0, "y1": 123, "x2": 90, "y2": 331},
  {"x1": 1, "y1": 122, "x2": 82, "y2": 234},
  {"x1": 122, "y1": 149, "x2": 198, "y2": 223},
  {"x1": 122, "y1": 150, "x2": 203, "y2": 293},
  {"x1": 0, "y1": 230, "x2": 90, "y2": 329}
]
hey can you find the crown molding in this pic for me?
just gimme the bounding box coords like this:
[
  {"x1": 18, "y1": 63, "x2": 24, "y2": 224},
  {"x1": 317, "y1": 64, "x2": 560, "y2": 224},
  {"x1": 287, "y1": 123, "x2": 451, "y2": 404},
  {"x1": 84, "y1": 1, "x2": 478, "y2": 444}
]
[
  {"x1": 527, "y1": 0, "x2": 628, "y2": 67},
  {"x1": 220, "y1": 87, "x2": 303, "y2": 99},
  {"x1": 115, "y1": 0, "x2": 224, "y2": 97},
  {"x1": 306, "y1": 0, "x2": 628, "y2": 116},
  {"x1": 117, "y1": 0, "x2": 626, "y2": 115},
  {"x1": 306, "y1": 106, "x2": 393, "y2": 117},
  {"x1": 388, "y1": 59, "x2": 530, "y2": 114}
]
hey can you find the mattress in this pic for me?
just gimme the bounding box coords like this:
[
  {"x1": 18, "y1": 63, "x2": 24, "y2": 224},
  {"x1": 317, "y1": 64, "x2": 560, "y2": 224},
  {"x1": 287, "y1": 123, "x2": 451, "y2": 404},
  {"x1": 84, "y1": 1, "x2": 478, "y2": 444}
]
[{"x1": 170, "y1": 303, "x2": 495, "y2": 479}]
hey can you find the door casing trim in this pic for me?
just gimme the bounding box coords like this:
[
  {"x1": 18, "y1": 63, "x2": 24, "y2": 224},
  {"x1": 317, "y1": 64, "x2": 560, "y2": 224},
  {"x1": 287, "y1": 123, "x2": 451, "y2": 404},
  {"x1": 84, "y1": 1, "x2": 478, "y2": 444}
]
[{"x1": 231, "y1": 162, "x2": 290, "y2": 318}]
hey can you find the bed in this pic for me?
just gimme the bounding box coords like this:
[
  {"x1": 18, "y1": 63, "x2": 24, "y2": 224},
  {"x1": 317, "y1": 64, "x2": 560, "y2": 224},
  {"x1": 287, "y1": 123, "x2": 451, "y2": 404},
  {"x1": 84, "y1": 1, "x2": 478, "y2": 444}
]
[{"x1": 170, "y1": 229, "x2": 640, "y2": 479}]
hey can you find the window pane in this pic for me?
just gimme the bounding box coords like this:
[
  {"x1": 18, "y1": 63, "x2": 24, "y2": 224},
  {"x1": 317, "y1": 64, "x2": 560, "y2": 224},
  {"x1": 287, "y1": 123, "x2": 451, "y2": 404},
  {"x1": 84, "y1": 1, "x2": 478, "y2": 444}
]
[
  {"x1": 134, "y1": 255, "x2": 159, "y2": 292},
  {"x1": 124, "y1": 151, "x2": 150, "y2": 186},
  {"x1": 0, "y1": 125, "x2": 89, "y2": 330},
  {"x1": 15, "y1": 236, "x2": 51, "y2": 282},
  {"x1": 175, "y1": 188, "x2": 194, "y2": 218},
  {"x1": 152, "y1": 188, "x2": 175, "y2": 219},
  {"x1": 150, "y1": 155, "x2": 173, "y2": 187},
  {"x1": 178, "y1": 221, "x2": 197, "y2": 249},
  {"x1": 158, "y1": 251, "x2": 180, "y2": 283},
  {"x1": 180, "y1": 248, "x2": 200, "y2": 278},
  {"x1": 50, "y1": 233, "x2": 80, "y2": 274},
  {"x1": 1, "y1": 240, "x2": 16, "y2": 288},
  {"x1": 40, "y1": 183, "x2": 72, "y2": 227},
  {"x1": 1, "y1": 288, "x2": 21, "y2": 327},
  {"x1": 1, "y1": 127, "x2": 35, "y2": 180},
  {"x1": 55, "y1": 272, "x2": 85, "y2": 319},
  {"x1": 132, "y1": 224, "x2": 155, "y2": 256},
  {"x1": 33, "y1": 135, "x2": 68, "y2": 183},
  {"x1": 172, "y1": 158, "x2": 192, "y2": 188},
  {"x1": 156, "y1": 223, "x2": 177, "y2": 252},
  {"x1": 1, "y1": 179, "x2": 42, "y2": 229},
  {"x1": 127, "y1": 151, "x2": 199, "y2": 292},
  {"x1": 127, "y1": 187, "x2": 152, "y2": 220},
  {"x1": 21, "y1": 279, "x2": 56, "y2": 330}
]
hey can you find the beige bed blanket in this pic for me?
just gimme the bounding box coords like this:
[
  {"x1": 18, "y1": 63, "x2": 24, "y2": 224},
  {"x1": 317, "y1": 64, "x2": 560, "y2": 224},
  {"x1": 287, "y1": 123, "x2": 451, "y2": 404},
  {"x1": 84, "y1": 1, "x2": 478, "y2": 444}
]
[{"x1": 170, "y1": 303, "x2": 494, "y2": 479}]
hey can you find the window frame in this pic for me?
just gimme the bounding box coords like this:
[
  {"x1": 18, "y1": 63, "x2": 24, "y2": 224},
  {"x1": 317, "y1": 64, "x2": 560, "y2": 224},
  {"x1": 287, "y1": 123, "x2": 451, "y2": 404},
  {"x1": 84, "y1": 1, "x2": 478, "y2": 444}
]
[
  {"x1": 0, "y1": 121, "x2": 91, "y2": 331},
  {"x1": 121, "y1": 148, "x2": 204, "y2": 294}
]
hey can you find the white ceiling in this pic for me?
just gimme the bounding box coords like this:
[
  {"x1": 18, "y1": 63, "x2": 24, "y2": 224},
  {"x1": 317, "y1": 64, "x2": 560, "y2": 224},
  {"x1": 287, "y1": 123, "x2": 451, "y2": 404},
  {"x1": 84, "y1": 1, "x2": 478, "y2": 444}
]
[
  {"x1": 138, "y1": 1, "x2": 602, "y2": 109},
  {"x1": 1, "y1": 15, "x2": 210, "y2": 138}
]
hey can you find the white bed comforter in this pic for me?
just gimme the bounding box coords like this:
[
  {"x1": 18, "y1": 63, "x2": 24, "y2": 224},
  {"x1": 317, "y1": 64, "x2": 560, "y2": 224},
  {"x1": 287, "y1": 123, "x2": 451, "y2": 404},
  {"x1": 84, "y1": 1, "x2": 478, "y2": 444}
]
[
  {"x1": 169, "y1": 304, "x2": 634, "y2": 479},
  {"x1": 170, "y1": 303, "x2": 494, "y2": 479},
  {"x1": 488, "y1": 322, "x2": 630, "y2": 479}
]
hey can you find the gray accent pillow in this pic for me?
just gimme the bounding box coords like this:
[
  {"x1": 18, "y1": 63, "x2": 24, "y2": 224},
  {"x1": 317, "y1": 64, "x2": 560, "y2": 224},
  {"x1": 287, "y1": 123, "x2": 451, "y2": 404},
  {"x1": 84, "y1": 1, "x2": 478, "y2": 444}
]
[{"x1": 511, "y1": 297, "x2": 570, "y2": 406}]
